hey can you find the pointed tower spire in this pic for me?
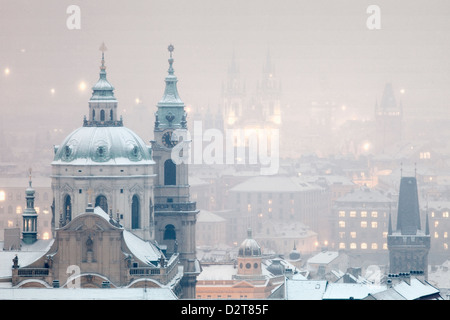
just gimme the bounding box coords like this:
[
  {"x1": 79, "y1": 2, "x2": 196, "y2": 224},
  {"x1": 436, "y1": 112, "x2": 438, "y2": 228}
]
[
  {"x1": 396, "y1": 177, "x2": 421, "y2": 235},
  {"x1": 22, "y1": 168, "x2": 38, "y2": 244},
  {"x1": 85, "y1": 43, "x2": 121, "y2": 127},
  {"x1": 388, "y1": 212, "x2": 393, "y2": 235},
  {"x1": 155, "y1": 44, "x2": 186, "y2": 130}
]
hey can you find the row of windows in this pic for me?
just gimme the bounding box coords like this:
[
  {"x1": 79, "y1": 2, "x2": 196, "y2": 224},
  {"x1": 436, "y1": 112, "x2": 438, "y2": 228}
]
[
  {"x1": 62, "y1": 194, "x2": 143, "y2": 229},
  {"x1": 433, "y1": 232, "x2": 449, "y2": 239},
  {"x1": 339, "y1": 231, "x2": 388, "y2": 239},
  {"x1": 431, "y1": 211, "x2": 450, "y2": 218},
  {"x1": 338, "y1": 210, "x2": 385, "y2": 218},
  {"x1": 0, "y1": 190, "x2": 49, "y2": 201},
  {"x1": 0, "y1": 206, "x2": 50, "y2": 215},
  {"x1": 339, "y1": 242, "x2": 387, "y2": 250},
  {"x1": 339, "y1": 221, "x2": 380, "y2": 228}
]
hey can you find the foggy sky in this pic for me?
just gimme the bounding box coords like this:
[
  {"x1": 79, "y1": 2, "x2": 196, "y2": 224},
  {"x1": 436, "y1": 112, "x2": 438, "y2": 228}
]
[{"x1": 1, "y1": 0, "x2": 450, "y2": 142}]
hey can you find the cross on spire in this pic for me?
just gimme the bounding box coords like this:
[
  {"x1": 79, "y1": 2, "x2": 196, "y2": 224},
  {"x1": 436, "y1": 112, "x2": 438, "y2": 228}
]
[
  {"x1": 99, "y1": 42, "x2": 107, "y2": 70},
  {"x1": 168, "y1": 44, "x2": 175, "y2": 75},
  {"x1": 28, "y1": 168, "x2": 32, "y2": 187}
]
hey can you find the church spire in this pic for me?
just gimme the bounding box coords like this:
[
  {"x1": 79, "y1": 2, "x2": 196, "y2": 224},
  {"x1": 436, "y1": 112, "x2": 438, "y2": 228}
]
[
  {"x1": 155, "y1": 44, "x2": 186, "y2": 130},
  {"x1": 22, "y1": 168, "x2": 38, "y2": 244},
  {"x1": 84, "y1": 43, "x2": 122, "y2": 127}
]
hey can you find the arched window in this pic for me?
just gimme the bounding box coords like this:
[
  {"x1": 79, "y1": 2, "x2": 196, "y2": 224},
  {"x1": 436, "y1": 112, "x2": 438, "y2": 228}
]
[
  {"x1": 131, "y1": 195, "x2": 140, "y2": 229},
  {"x1": 163, "y1": 224, "x2": 176, "y2": 240},
  {"x1": 164, "y1": 159, "x2": 176, "y2": 185},
  {"x1": 100, "y1": 109, "x2": 105, "y2": 121},
  {"x1": 110, "y1": 109, "x2": 113, "y2": 121},
  {"x1": 95, "y1": 195, "x2": 108, "y2": 213},
  {"x1": 64, "y1": 194, "x2": 72, "y2": 222}
]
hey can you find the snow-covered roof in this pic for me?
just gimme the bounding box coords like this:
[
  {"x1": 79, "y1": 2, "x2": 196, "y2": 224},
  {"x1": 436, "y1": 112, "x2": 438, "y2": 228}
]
[
  {"x1": 0, "y1": 288, "x2": 177, "y2": 300},
  {"x1": 92, "y1": 206, "x2": 163, "y2": 264},
  {"x1": 307, "y1": 251, "x2": 339, "y2": 265},
  {"x1": 392, "y1": 279, "x2": 440, "y2": 300},
  {"x1": 230, "y1": 176, "x2": 323, "y2": 193},
  {"x1": 52, "y1": 126, "x2": 154, "y2": 166},
  {"x1": 323, "y1": 283, "x2": 385, "y2": 300},
  {"x1": 334, "y1": 187, "x2": 393, "y2": 203},
  {"x1": 122, "y1": 230, "x2": 162, "y2": 265},
  {"x1": 286, "y1": 280, "x2": 327, "y2": 300},
  {"x1": 0, "y1": 239, "x2": 54, "y2": 280},
  {"x1": 197, "y1": 210, "x2": 226, "y2": 223}
]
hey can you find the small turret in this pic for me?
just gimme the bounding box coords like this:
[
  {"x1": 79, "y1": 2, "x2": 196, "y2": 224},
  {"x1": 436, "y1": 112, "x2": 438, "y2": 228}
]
[{"x1": 22, "y1": 169, "x2": 38, "y2": 244}]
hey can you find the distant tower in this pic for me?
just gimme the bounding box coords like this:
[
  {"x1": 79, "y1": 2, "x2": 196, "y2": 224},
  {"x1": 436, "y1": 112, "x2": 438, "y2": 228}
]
[
  {"x1": 257, "y1": 49, "x2": 282, "y2": 126},
  {"x1": 151, "y1": 44, "x2": 200, "y2": 299},
  {"x1": 235, "y1": 229, "x2": 263, "y2": 278},
  {"x1": 375, "y1": 83, "x2": 403, "y2": 153},
  {"x1": 22, "y1": 169, "x2": 38, "y2": 244},
  {"x1": 222, "y1": 51, "x2": 245, "y2": 129},
  {"x1": 388, "y1": 177, "x2": 430, "y2": 279}
]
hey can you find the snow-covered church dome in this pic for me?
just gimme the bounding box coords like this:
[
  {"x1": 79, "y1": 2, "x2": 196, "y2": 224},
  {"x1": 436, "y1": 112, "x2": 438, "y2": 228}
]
[
  {"x1": 52, "y1": 46, "x2": 152, "y2": 166},
  {"x1": 51, "y1": 44, "x2": 155, "y2": 241}
]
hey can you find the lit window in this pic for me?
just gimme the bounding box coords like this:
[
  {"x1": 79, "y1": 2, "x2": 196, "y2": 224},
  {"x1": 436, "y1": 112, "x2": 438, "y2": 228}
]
[
  {"x1": 443, "y1": 212, "x2": 449, "y2": 218},
  {"x1": 350, "y1": 243, "x2": 357, "y2": 249},
  {"x1": 435, "y1": 221, "x2": 439, "y2": 228},
  {"x1": 431, "y1": 211, "x2": 435, "y2": 218},
  {"x1": 371, "y1": 211, "x2": 378, "y2": 218},
  {"x1": 43, "y1": 232, "x2": 50, "y2": 240},
  {"x1": 339, "y1": 211, "x2": 345, "y2": 217},
  {"x1": 361, "y1": 221, "x2": 367, "y2": 228},
  {"x1": 247, "y1": 204, "x2": 251, "y2": 212},
  {"x1": 43, "y1": 209, "x2": 49, "y2": 215},
  {"x1": 35, "y1": 207, "x2": 40, "y2": 214},
  {"x1": 7, "y1": 220, "x2": 13, "y2": 228},
  {"x1": 350, "y1": 232, "x2": 356, "y2": 238},
  {"x1": 383, "y1": 243, "x2": 388, "y2": 250},
  {"x1": 361, "y1": 243, "x2": 367, "y2": 249},
  {"x1": 435, "y1": 232, "x2": 439, "y2": 238},
  {"x1": 16, "y1": 206, "x2": 22, "y2": 214},
  {"x1": 382, "y1": 232, "x2": 388, "y2": 238},
  {"x1": 339, "y1": 243, "x2": 346, "y2": 249},
  {"x1": 444, "y1": 232, "x2": 448, "y2": 238},
  {"x1": 371, "y1": 221, "x2": 378, "y2": 228},
  {"x1": 339, "y1": 221, "x2": 346, "y2": 228},
  {"x1": 350, "y1": 211, "x2": 356, "y2": 218},
  {"x1": 371, "y1": 243, "x2": 378, "y2": 250},
  {"x1": 0, "y1": 191, "x2": 5, "y2": 201},
  {"x1": 268, "y1": 199, "x2": 272, "y2": 205},
  {"x1": 361, "y1": 211, "x2": 367, "y2": 218}
]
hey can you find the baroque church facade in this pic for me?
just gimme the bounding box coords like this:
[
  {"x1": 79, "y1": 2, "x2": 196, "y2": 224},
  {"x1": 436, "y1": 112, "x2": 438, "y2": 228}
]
[{"x1": 9, "y1": 44, "x2": 200, "y2": 299}]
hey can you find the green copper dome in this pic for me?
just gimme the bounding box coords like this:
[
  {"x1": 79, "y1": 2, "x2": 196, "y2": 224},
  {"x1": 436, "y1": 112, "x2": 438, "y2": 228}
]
[
  {"x1": 53, "y1": 126, "x2": 153, "y2": 165},
  {"x1": 53, "y1": 45, "x2": 153, "y2": 166}
]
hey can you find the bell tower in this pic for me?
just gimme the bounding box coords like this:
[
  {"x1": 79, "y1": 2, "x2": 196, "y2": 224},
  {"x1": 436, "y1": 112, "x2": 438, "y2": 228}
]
[{"x1": 151, "y1": 44, "x2": 200, "y2": 299}]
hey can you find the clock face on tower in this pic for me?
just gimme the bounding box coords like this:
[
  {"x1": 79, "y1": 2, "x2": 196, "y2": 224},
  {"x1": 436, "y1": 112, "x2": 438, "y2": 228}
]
[{"x1": 162, "y1": 131, "x2": 178, "y2": 148}]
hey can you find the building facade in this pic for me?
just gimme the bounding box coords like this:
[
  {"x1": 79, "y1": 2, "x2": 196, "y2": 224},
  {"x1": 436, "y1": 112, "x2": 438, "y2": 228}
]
[{"x1": 333, "y1": 186, "x2": 396, "y2": 254}]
